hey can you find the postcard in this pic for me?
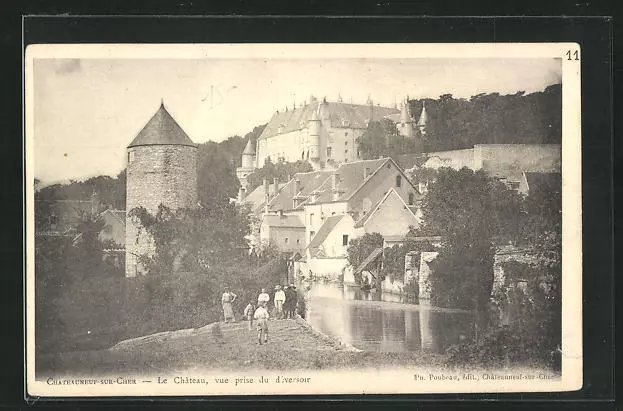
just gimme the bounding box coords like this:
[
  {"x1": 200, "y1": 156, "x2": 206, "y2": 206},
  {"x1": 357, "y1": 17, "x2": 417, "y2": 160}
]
[{"x1": 25, "y1": 43, "x2": 582, "y2": 396}]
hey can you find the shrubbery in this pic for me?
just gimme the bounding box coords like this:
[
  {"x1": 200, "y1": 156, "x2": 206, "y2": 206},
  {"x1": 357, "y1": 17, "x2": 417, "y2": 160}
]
[{"x1": 35, "y1": 234, "x2": 285, "y2": 356}]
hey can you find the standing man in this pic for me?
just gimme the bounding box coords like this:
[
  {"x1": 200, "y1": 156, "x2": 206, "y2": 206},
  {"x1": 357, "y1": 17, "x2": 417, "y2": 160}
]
[
  {"x1": 254, "y1": 301, "x2": 270, "y2": 344},
  {"x1": 287, "y1": 284, "x2": 298, "y2": 319},
  {"x1": 273, "y1": 285, "x2": 286, "y2": 319},
  {"x1": 258, "y1": 288, "x2": 270, "y2": 307}
]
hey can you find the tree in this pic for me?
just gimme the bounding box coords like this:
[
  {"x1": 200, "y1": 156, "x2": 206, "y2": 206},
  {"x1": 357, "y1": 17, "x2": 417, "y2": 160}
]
[
  {"x1": 197, "y1": 141, "x2": 241, "y2": 208},
  {"x1": 419, "y1": 167, "x2": 523, "y2": 331},
  {"x1": 407, "y1": 85, "x2": 562, "y2": 152},
  {"x1": 357, "y1": 118, "x2": 422, "y2": 161},
  {"x1": 245, "y1": 158, "x2": 313, "y2": 193},
  {"x1": 129, "y1": 202, "x2": 252, "y2": 275},
  {"x1": 346, "y1": 233, "x2": 384, "y2": 284}
]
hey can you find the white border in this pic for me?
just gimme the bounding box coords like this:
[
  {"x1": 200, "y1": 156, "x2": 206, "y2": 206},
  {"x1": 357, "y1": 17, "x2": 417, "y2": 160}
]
[{"x1": 25, "y1": 43, "x2": 582, "y2": 396}]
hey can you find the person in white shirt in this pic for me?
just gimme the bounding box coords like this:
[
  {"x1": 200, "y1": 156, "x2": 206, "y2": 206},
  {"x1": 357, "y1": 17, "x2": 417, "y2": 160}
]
[
  {"x1": 257, "y1": 288, "x2": 270, "y2": 306},
  {"x1": 243, "y1": 301, "x2": 255, "y2": 330},
  {"x1": 253, "y1": 302, "x2": 270, "y2": 344},
  {"x1": 273, "y1": 285, "x2": 286, "y2": 319}
]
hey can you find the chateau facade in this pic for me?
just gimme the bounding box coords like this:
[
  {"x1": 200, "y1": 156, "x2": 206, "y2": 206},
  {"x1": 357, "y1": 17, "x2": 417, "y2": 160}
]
[{"x1": 236, "y1": 96, "x2": 428, "y2": 192}]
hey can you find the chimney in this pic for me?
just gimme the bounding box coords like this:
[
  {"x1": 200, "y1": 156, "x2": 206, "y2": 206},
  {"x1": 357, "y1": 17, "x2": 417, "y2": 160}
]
[
  {"x1": 273, "y1": 178, "x2": 279, "y2": 196},
  {"x1": 239, "y1": 187, "x2": 247, "y2": 202},
  {"x1": 263, "y1": 179, "x2": 269, "y2": 212},
  {"x1": 292, "y1": 179, "x2": 301, "y2": 209},
  {"x1": 332, "y1": 173, "x2": 340, "y2": 192},
  {"x1": 91, "y1": 190, "x2": 99, "y2": 218}
]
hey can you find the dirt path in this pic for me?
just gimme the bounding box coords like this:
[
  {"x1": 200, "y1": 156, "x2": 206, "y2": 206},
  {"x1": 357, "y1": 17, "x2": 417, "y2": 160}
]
[{"x1": 37, "y1": 318, "x2": 445, "y2": 377}]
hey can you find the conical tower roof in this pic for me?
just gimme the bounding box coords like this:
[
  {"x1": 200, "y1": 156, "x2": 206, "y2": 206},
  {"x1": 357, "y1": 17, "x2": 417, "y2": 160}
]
[
  {"x1": 242, "y1": 138, "x2": 256, "y2": 155},
  {"x1": 128, "y1": 103, "x2": 197, "y2": 148},
  {"x1": 417, "y1": 103, "x2": 428, "y2": 126}
]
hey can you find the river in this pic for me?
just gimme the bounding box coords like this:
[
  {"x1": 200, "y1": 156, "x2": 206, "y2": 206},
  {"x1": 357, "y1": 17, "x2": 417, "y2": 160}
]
[{"x1": 303, "y1": 282, "x2": 475, "y2": 353}]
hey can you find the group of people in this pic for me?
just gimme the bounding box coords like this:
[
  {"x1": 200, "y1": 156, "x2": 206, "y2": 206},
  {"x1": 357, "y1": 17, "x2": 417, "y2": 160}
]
[{"x1": 221, "y1": 284, "x2": 302, "y2": 345}]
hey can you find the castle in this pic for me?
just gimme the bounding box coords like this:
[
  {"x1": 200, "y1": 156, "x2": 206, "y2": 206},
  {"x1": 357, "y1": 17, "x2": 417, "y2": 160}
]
[
  {"x1": 236, "y1": 96, "x2": 428, "y2": 197},
  {"x1": 125, "y1": 102, "x2": 198, "y2": 277}
]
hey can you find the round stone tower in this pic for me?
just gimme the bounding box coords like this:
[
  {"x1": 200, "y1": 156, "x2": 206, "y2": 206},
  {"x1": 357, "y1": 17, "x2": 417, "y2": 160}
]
[
  {"x1": 125, "y1": 102, "x2": 197, "y2": 277},
  {"x1": 308, "y1": 103, "x2": 322, "y2": 163}
]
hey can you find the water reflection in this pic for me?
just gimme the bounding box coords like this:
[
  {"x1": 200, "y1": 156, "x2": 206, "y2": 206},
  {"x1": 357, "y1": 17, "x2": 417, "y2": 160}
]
[{"x1": 304, "y1": 282, "x2": 474, "y2": 353}]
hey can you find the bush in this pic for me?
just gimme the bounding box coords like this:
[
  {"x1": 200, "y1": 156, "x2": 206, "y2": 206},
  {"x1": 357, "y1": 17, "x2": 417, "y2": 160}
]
[{"x1": 445, "y1": 325, "x2": 561, "y2": 371}]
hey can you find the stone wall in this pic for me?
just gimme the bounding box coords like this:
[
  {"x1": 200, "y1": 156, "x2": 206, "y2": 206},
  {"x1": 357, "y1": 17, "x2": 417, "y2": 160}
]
[{"x1": 125, "y1": 145, "x2": 197, "y2": 277}]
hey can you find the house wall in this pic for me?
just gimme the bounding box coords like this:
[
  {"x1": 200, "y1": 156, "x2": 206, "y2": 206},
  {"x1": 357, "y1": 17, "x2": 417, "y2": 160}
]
[
  {"x1": 304, "y1": 202, "x2": 348, "y2": 244},
  {"x1": 307, "y1": 257, "x2": 349, "y2": 279},
  {"x1": 316, "y1": 214, "x2": 357, "y2": 259},
  {"x1": 363, "y1": 191, "x2": 420, "y2": 236},
  {"x1": 98, "y1": 213, "x2": 126, "y2": 246},
  {"x1": 348, "y1": 160, "x2": 418, "y2": 215},
  {"x1": 260, "y1": 223, "x2": 306, "y2": 252}
]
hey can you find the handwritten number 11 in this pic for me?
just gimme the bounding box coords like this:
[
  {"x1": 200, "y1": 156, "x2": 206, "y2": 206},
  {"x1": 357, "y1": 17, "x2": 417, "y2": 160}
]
[{"x1": 566, "y1": 50, "x2": 580, "y2": 61}]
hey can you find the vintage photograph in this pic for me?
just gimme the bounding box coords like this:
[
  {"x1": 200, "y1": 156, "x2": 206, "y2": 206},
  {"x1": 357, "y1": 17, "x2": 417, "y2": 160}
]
[{"x1": 25, "y1": 44, "x2": 582, "y2": 396}]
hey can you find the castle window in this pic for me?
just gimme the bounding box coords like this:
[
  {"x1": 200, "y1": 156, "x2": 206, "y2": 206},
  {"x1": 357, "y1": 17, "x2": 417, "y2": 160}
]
[
  {"x1": 309, "y1": 213, "x2": 315, "y2": 225},
  {"x1": 128, "y1": 151, "x2": 135, "y2": 163},
  {"x1": 326, "y1": 147, "x2": 333, "y2": 157},
  {"x1": 342, "y1": 235, "x2": 349, "y2": 246},
  {"x1": 285, "y1": 237, "x2": 289, "y2": 244},
  {"x1": 408, "y1": 193, "x2": 415, "y2": 205},
  {"x1": 296, "y1": 239, "x2": 300, "y2": 245},
  {"x1": 396, "y1": 175, "x2": 402, "y2": 187}
]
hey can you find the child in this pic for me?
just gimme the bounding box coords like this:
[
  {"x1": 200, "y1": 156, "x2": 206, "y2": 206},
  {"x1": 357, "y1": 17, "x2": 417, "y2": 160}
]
[
  {"x1": 253, "y1": 302, "x2": 270, "y2": 344},
  {"x1": 243, "y1": 301, "x2": 255, "y2": 330}
]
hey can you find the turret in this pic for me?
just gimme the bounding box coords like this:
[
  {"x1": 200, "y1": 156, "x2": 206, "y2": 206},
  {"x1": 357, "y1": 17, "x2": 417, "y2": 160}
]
[
  {"x1": 308, "y1": 103, "x2": 321, "y2": 161},
  {"x1": 398, "y1": 96, "x2": 415, "y2": 138},
  {"x1": 417, "y1": 102, "x2": 428, "y2": 136},
  {"x1": 125, "y1": 102, "x2": 198, "y2": 277},
  {"x1": 241, "y1": 138, "x2": 255, "y2": 169}
]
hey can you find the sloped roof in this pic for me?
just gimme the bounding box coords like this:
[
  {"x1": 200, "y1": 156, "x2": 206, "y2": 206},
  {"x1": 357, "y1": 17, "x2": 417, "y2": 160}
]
[
  {"x1": 100, "y1": 209, "x2": 126, "y2": 225},
  {"x1": 128, "y1": 103, "x2": 196, "y2": 148},
  {"x1": 267, "y1": 170, "x2": 334, "y2": 212},
  {"x1": 243, "y1": 182, "x2": 285, "y2": 213},
  {"x1": 417, "y1": 104, "x2": 428, "y2": 126},
  {"x1": 262, "y1": 213, "x2": 305, "y2": 228},
  {"x1": 354, "y1": 247, "x2": 384, "y2": 274},
  {"x1": 267, "y1": 158, "x2": 417, "y2": 211},
  {"x1": 258, "y1": 101, "x2": 399, "y2": 140},
  {"x1": 242, "y1": 138, "x2": 256, "y2": 155},
  {"x1": 313, "y1": 158, "x2": 389, "y2": 203},
  {"x1": 353, "y1": 188, "x2": 418, "y2": 229},
  {"x1": 307, "y1": 214, "x2": 344, "y2": 256},
  {"x1": 524, "y1": 172, "x2": 561, "y2": 194}
]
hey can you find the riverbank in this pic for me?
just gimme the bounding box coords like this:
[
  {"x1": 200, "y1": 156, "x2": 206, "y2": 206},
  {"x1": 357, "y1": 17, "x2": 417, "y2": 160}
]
[{"x1": 36, "y1": 317, "x2": 447, "y2": 377}]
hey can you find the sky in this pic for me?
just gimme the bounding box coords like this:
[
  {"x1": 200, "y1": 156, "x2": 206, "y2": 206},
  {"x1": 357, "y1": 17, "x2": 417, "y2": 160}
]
[{"x1": 31, "y1": 57, "x2": 561, "y2": 184}]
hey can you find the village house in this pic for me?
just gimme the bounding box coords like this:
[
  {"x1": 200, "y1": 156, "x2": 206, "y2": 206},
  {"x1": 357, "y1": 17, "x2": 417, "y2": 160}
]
[
  {"x1": 98, "y1": 209, "x2": 126, "y2": 247},
  {"x1": 258, "y1": 157, "x2": 423, "y2": 279}
]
